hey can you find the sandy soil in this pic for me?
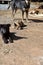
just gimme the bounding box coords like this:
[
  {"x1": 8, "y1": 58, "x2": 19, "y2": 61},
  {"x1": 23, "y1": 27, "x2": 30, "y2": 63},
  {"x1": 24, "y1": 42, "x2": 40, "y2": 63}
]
[{"x1": 0, "y1": 9, "x2": 43, "y2": 65}]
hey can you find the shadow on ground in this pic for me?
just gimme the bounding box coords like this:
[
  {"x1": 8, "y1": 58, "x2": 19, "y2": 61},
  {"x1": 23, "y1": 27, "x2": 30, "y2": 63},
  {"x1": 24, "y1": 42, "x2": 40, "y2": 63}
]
[
  {"x1": 9, "y1": 32, "x2": 27, "y2": 43},
  {"x1": 29, "y1": 19, "x2": 43, "y2": 23},
  {"x1": 13, "y1": 18, "x2": 43, "y2": 23}
]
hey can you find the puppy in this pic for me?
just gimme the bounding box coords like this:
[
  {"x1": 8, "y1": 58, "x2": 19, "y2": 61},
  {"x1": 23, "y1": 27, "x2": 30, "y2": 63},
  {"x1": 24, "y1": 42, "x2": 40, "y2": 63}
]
[
  {"x1": 0, "y1": 24, "x2": 13, "y2": 43},
  {"x1": 14, "y1": 20, "x2": 26, "y2": 30},
  {"x1": 8, "y1": 0, "x2": 30, "y2": 20},
  {"x1": 35, "y1": 10, "x2": 39, "y2": 14}
]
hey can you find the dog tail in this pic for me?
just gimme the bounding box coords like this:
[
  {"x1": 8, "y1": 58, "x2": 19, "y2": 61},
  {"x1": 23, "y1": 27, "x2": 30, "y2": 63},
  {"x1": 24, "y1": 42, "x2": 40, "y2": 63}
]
[{"x1": 7, "y1": 5, "x2": 10, "y2": 9}]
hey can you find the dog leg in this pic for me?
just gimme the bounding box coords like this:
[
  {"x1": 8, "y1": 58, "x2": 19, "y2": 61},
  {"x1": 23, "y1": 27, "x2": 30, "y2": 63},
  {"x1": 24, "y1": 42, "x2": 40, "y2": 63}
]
[
  {"x1": 22, "y1": 11, "x2": 24, "y2": 21},
  {"x1": 12, "y1": 9, "x2": 14, "y2": 17},
  {"x1": 26, "y1": 10, "x2": 28, "y2": 21},
  {"x1": 26, "y1": 10, "x2": 30, "y2": 22},
  {"x1": 9, "y1": 36, "x2": 13, "y2": 43}
]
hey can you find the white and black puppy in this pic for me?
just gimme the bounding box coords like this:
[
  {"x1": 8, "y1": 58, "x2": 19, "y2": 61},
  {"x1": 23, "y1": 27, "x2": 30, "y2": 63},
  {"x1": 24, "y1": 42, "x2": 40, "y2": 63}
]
[{"x1": 0, "y1": 24, "x2": 13, "y2": 43}]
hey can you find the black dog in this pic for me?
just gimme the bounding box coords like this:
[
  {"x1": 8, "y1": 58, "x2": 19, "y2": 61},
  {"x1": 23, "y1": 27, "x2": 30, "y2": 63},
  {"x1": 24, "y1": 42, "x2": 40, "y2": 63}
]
[
  {"x1": 8, "y1": 0, "x2": 30, "y2": 20},
  {"x1": 0, "y1": 24, "x2": 13, "y2": 43}
]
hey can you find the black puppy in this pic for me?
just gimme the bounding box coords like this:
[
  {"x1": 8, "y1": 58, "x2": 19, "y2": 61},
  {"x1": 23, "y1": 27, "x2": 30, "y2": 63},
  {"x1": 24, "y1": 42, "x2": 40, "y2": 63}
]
[{"x1": 0, "y1": 24, "x2": 13, "y2": 43}]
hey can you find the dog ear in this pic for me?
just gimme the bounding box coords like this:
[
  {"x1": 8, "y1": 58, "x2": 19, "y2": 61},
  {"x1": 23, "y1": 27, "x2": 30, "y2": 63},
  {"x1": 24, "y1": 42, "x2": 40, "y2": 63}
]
[
  {"x1": 0, "y1": 25, "x2": 1, "y2": 28},
  {"x1": 0, "y1": 25, "x2": 1, "y2": 30},
  {"x1": 7, "y1": 24, "x2": 11, "y2": 27},
  {"x1": 0, "y1": 24, "x2": 3, "y2": 28},
  {"x1": 14, "y1": 23, "x2": 17, "y2": 26}
]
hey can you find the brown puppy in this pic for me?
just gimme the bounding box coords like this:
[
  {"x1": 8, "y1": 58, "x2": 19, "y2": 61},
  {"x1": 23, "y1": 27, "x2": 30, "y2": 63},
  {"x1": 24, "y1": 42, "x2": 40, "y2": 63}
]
[{"x1": 14, "y1": 20, "x2": 26, "y2": 30}]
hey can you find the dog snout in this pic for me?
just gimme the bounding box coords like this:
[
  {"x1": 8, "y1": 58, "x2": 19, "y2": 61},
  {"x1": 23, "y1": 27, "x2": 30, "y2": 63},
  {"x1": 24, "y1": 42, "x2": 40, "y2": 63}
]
[{"x1": 1, "y1": 28, "x2": 6, "y2": 34}]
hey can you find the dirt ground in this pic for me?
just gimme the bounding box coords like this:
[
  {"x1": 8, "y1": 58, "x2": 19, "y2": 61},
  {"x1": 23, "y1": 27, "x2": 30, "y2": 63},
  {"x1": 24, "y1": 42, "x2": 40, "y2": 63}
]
[{"x1": 0, "y1": 9, "x2": 43, "y2": 65}]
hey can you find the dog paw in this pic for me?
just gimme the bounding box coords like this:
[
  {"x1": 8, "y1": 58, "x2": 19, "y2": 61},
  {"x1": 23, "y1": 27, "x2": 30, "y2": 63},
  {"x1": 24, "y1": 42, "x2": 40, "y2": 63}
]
[
  {"x1": 9, "y1": 37, "x2": 13, "y2": 43},
  {"x1": 3, "y1": 39, "x2": 8, "y2": 44}
]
